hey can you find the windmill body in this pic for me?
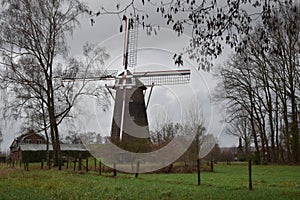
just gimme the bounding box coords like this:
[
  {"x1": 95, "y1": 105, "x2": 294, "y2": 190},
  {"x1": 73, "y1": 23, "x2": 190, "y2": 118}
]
[{"x1": 110, "y1": 70, "x2": 151, "y2": 153}]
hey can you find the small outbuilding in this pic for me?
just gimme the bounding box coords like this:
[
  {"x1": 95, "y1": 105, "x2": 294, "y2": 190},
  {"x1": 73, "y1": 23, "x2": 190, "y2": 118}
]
[
  {"x1": 19, "y1": 144, "x2": 90, "y2": 163},
  {"x1": 10, "y1": 131, "x2": 90, "y2": 163},
  {"x1": 10, "y1": 131, "x2": 47, "y2": 162}
]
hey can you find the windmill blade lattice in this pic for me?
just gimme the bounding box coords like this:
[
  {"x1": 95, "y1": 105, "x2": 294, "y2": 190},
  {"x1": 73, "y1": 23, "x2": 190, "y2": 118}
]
[
  {"x1": 133, "y1": 69, "x2": 191, "y2": 87},
  {"x1": 61, "y1": 69, "x2": 118, "y2": 81},
  {"x1": 127, "y1": 18, "x2": 138, "y2": 69}
]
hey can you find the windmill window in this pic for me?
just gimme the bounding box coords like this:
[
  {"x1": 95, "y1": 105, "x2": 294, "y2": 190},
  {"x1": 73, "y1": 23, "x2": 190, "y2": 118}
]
[
  {"x1": 26, "y1": 139, "x2": 31, "y2": 144},
  {"x1": 116, "y1": 79, "x2": 121, "y2": 85},
  {"x1": 126, "y1": 78, "x2": 132, "y2": 84}
]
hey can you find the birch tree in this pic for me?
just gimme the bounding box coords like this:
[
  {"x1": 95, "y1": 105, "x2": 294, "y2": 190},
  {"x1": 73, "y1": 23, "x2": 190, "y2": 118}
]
[{"x1": 0, "y1": 0, "x2": 109, "y2": 168}]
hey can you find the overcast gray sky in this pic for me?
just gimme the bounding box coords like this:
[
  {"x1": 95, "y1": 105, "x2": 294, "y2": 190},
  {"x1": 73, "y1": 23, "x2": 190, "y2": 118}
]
[
  {"x1": 0, "y1": 0, "x2": 237, "y2": 152},
  {"x1": 67, "y1": 0, "x2": 236, "y2": 148}
]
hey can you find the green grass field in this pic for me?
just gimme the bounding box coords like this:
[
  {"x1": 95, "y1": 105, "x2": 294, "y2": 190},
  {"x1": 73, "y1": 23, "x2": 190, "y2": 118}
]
[{"x1": 0, "y1": 163, "x2": 299, "y2": 200}]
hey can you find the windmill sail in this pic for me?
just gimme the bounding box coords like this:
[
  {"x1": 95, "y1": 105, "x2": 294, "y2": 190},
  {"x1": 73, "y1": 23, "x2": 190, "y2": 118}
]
[
  {"x1": 133, "y1": 69, "x2": 191, "y2": 87},
  {"x1": 127, "y1": 19, "x2": 138, "y2": 69},
  {"x1": 61, "y1": 69, "x2": 118, "y2": 81},
  {"x1": 123, "y1": 18, "x2": 138, "y2": 70}
]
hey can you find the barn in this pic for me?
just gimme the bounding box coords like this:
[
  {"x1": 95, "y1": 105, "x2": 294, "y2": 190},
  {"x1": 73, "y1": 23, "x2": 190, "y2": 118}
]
[
  {"x1": 10, "y1": 131, "x2": 90, "y2": 163},
  {"x1": 9, "y1": 131, "x2": 47, "y2": 162}
]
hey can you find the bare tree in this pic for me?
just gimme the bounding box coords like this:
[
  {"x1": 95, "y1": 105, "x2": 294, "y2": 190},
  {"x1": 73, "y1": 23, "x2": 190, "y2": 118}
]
[
  {"x1": 85, "y1": 0, "x2": 297, "y2": 70},
  {"x1": 225, "y1": 110, "x2": 252, "y2": 158},
  {"x1": 0, "y1": 129, "x2": 3, "y2": 148},
  {"x1": 152, "y1": 122, "x2": 183, "y2": 148},
  {"x1": 184, "y1": 98, "x2": 206, "y2": 158},
  {"x1": 63, "y1": 131, "x2": 82, "y2": 144},
  {"x1": 0, "y1": 0, "x2": 110, "y2": 168},
  {"x1": 216, "y1": 2, "x2": 300, "y2": 163}
]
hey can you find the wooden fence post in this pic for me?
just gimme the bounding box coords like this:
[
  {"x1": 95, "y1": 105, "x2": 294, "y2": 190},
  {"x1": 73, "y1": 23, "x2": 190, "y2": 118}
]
[
  {"x1": 24, "y1": 161, "x2": 29, "y2": 171},
  {"x1": 73, "y1": 158, "x2": 77, "y2": 171},
  {"x1": 99, "y1": 161, "x2": 102, "y2": 175},
  {"x1": 48, "y1": 160, "x2": 51, "y2": 170},
  {"x1": 41, "y1": 159, "x2": 44, "y2": 169},
  {"x1": 113, "y1": 162, "x2": 117, "y2": 177},
  {"x1": 135, "y1": 161, "x2": 140, "y2": 178},
  {"x1": 86, "y1": 158, "x2": 89, "y2": 173},
  {"x1": 197, "y1": 158, "x2": 201, "y2": 186},
  {"x1": 248, "y1": 159, "x2": 253, "y2": 190},
  {"x1": 78, "y1": 155, "x2": 82, "y2": 171}
]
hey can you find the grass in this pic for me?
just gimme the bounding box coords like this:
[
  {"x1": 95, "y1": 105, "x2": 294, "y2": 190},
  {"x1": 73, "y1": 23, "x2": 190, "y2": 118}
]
[{"x1": 0, "y1": 162, "x2": 299, "y2": 200}]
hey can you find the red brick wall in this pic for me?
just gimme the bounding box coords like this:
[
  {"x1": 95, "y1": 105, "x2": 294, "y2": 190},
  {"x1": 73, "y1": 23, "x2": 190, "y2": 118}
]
[
  {"x1": 10, "y1": 134, "x2": 46, "y2": 162},
  {"x1": 22, "y1": 134, "x2": 46, "y2": 144}
]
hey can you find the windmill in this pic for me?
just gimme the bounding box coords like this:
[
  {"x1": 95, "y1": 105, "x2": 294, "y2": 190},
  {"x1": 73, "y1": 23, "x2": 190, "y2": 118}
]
[{"x1": 62, "y1": 17, "x2": 191, "y2": 153}]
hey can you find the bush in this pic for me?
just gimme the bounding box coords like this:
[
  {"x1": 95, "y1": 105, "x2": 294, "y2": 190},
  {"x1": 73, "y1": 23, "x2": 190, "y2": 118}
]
[
  {"x1": 252, "y1": 151, "x2": 260, "y2": 165},
  {"x1": 237, "y1": 153, "x2": 246, "y2": 162}
]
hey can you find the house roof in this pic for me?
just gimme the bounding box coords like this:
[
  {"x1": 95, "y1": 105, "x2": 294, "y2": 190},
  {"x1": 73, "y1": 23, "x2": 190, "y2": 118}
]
[
  {"x1": 19, "y1": 144, "x2": 88, "y2": 152},
  {"x1": 10, "y1": 131, "x2": 45, "y2": 149}
]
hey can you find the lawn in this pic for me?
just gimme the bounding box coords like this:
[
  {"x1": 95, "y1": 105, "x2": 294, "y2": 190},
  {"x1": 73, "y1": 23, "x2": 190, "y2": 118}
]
[{"x1": 0, "y1": 162, "x2": 299, "y2": 200}]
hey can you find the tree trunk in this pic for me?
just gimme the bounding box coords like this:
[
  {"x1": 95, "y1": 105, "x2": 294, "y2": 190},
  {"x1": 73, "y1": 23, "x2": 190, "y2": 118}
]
[
  {"x1": 289, "y1": 86, "x2": 299, "y2": 162},
  {"x1": 47, "y1": 78, "x2": 62, "y2": 169},
  {"x1": 267, "y1": 101, "x2": 276, "y2": 162},
  {"x1": 41, "y1": 101, "x2": 51, "y2": 169},
  {"x1": 274, "y1": 96, "x2": 280, "y2": 162},
  {"x1": 250, "y1": 103, "x2": 260, "y2": 157},
  {"x1": 283, "y1": 102, "x2": 292, "y2": 162}
]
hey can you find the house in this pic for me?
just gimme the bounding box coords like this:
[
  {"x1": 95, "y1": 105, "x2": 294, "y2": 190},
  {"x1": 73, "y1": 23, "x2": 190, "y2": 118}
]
[
  {"x1": 10, "y1": 131, "x2": 46, "y2": 162},
  {"x1": 9, "y1": 131, "x2": 89, "y2": 163}
]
